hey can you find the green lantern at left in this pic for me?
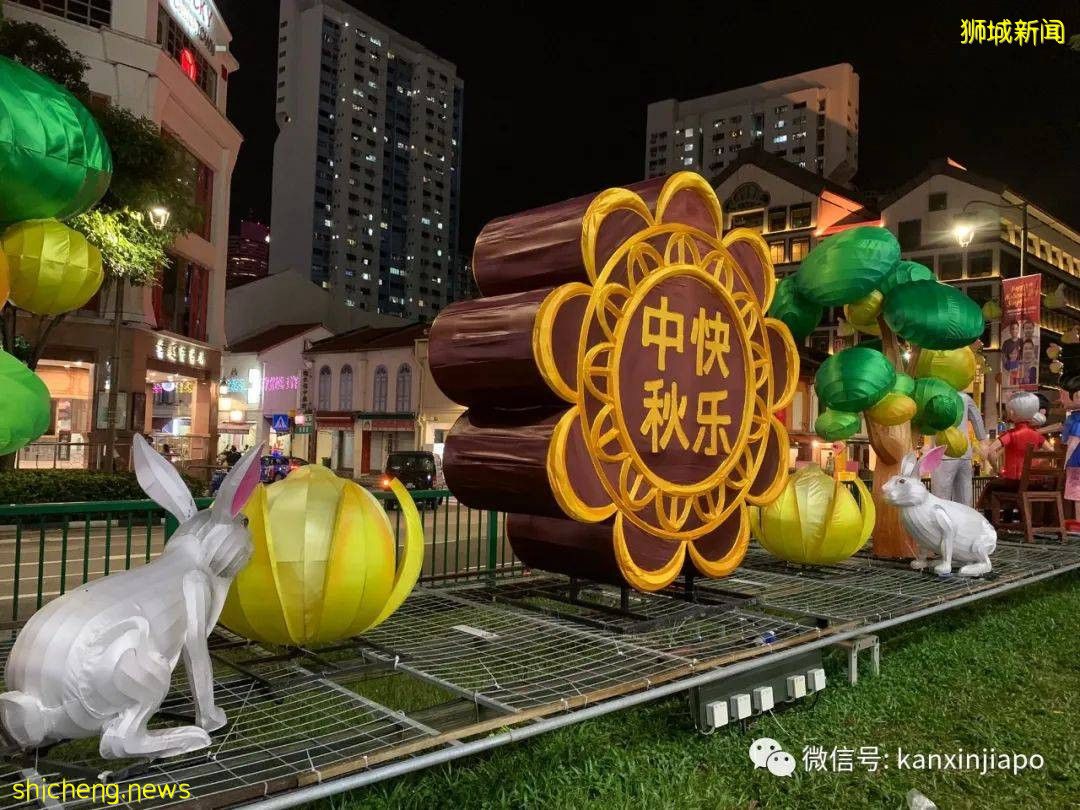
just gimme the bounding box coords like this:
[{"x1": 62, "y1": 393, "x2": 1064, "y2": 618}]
[
  {"x1": 0, "y1": 349, "x2": 50, "y2": 456},
  {"x1": 0, "y1": 56, "x2": 112, "y2": 223},
  {"x1": 3, "y1": 219, "x2": 104, "y2": 315}
]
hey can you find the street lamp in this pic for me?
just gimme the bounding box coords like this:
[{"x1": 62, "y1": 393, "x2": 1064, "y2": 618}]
[
  {"x1": 953, "y1": 199, "x2": 1028, "y2": 277},
  {"x1": 148, "y1": 205, "x2": 171, "y2": 230}
]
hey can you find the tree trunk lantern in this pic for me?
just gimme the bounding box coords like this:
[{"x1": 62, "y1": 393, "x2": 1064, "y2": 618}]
[{"x1": 430, "y1": 173, "x2": 799, "y2": 591}]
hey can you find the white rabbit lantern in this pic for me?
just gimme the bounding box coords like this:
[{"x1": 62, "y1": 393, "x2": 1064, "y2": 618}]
[
  {"x1": 882, "y1": 445, "x2": 997, "y2": 577},
  {"x1": 0, "y1": 435, "x2": 263, "y2": 759}
]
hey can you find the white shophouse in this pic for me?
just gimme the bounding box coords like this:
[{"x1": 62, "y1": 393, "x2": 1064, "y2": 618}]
[{"x1": 302, "y1": 322, "x2": 463, "y2": 476}]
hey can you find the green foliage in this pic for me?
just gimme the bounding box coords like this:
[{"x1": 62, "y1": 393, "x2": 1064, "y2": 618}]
[
  {"x1": 883, "y1": 280, "x2": 986, "y2": 350},
  {"x1": 794, "y1": 226, "x2": 900, "y2": 306},
  {"x1": 892, "y1": 371, "x2": 915, "y2": 396},
  {"x1": 0, "y1": 19, "x2": 89, "y2": 96},
  {"x1": 815, "y1": 408, "x2": 861, "y2": 441},
  {"x1": 912, "y1": 376, "x2": 964, "y2": 433},
  {"x1": 768, "y1": 275, "x2": 822, "y2": 340},
  {"x1": 815, "y1": 347, "x2": 896, "y2": 413},
  {"x1": 878, "y1": 260, "x2": 935, "y2": 297},
  {"x1": 0, "y1": 469, "x2": 201, "y2": 505}
]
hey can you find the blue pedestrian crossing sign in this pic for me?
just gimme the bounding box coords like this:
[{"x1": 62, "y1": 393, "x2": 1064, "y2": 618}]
[{"x1": 272, "y1": 414, "x2": 291, "y2": 432}]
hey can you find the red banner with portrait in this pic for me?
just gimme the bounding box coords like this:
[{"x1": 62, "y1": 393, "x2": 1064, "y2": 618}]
[{"x1": 1000, "y1": 274, "x2": 1041, "y2": 391}]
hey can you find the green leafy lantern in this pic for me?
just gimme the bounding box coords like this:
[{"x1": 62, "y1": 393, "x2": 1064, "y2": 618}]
[
  {"x1": 794, "y1": 226, "x2": 900, "y2": 306},
  {"x1": 815, "y1": 408, "x2": 861, "y2": 441},
  {"x1": 0, "y1": 56, "x2": 112, "y2": 223},
  {"x1": 815, "y1": 346, "x2": 896, "y2": 413},
  {"x1": 0, "y1": 349, "x2": 50, "y2": 455},
  {"x1": 911, "y1": 377, "x2": 964, "y2": 433},
  {"x1": 878, "y1": 260, "x2": 935, "y2": 297},
  {"x1": 768, "y1": 275, "x2": 822, "y2": 341},
  {"x1": 882, "y1": 281, "x2": 985, "y2": 349}
]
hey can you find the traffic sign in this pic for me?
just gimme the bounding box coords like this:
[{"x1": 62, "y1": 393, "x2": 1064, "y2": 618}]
[{"x1": 271, "y1": 413, "x2": 291, "y2": 432}]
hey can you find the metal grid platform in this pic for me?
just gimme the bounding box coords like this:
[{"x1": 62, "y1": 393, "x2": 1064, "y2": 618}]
[{"x1": 0, "y1": 540, "x2": 1076, "y2": 809}]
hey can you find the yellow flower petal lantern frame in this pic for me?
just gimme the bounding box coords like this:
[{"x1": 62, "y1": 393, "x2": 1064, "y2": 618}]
[
  {"x1": 430, "y1": 173, "x2": 799, "y2": 591},
  {"x1": 750, "y1": 464, "x2": 875, "y2": 565},
  {"x1": 220, "y1": 465, "x2": 423, "y2": 645},
  {"x1": 3, "y1": 219, "x2": 103, "y2": 316}
]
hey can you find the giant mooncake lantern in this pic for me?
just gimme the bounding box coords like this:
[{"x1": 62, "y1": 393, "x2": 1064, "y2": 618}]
[{"x1": 430, "y1": 173, "x2": 798, "y2": 591}]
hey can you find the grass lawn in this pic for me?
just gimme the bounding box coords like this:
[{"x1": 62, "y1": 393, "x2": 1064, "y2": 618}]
[{"x1": 322, "y1": 573, "x2": 1079, "y2": 810}]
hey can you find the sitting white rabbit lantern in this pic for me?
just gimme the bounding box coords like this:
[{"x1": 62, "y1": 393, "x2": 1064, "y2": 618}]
[
  {"x1": 0, "y1": 436, "x2": 262, "y2": 759},
  {"x1": 883, "y1": 445, "x2": 997, "y2": 576}
]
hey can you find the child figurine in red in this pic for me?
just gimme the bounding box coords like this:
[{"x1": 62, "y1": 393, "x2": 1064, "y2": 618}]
[{"x1": 977, "y1": 391, "x2": 1052, "y2": 519}]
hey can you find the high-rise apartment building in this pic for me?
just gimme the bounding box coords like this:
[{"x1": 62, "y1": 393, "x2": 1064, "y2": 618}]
[
  {"x1": 645, "y1": 64, "x2": 859, "y2": 186},
  {"x1": 227, "y1": 220, "x2": 271, "y2": 288},
  {"x1": 270, "y1": 0, "x2": 463, "y2": 319}
]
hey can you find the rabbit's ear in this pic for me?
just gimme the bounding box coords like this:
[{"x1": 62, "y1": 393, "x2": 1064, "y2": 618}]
[
  {"x1": 899, "y1": 450, "x2": 919, "y2": 477},
  {"x1": 133, "y1": 434, "x2": 197, "y2": 522},
  {"x1": 213, "y1": 443, "x2": 264, "y2": 520},
  {"x1": 919, "y1": 445, "x2": 947, "y2": 476}
]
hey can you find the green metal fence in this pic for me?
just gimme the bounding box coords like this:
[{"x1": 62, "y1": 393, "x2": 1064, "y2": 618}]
[{"x1": 0, "y1": 490, "x2": 518, "y2": 626}]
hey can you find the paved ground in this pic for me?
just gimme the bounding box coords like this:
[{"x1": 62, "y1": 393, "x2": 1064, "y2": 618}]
[{"x1": 0, "y1": 501, "x2": 513, "y2": 624}]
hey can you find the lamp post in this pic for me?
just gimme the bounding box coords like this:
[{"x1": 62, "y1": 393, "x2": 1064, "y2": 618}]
[
  {"x1": 953, "y1": 199, "x2": 1028, "y2": 277},
  {"x1": 104, "y1": 206, "x2": 170, "y2": 471}
]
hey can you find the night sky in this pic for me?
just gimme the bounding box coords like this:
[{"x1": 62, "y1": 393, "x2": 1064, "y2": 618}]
[{"x1": 219, "y1": 0, "x2": 1080, "y2": 248}]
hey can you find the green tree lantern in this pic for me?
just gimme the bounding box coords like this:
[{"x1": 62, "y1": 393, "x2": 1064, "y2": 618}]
[
  {"x1": 768, "y1": 275, "x2": 822, "y2": 341},
  {"x1": 772, "y1": 226, "x2": 985, "y2": 558},
  {"x1": 0, "y1": 55, "x2": 112, "y2": 223},
  {"x1": 0, "y1": 349, "x2": 50, "y2": 455}
]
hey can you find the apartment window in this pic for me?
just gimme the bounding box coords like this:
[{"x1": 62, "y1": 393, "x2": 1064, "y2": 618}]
[
  {"x1": 768, "y1": 208, "x2": 787, "y2": 232},
  {"x1": 790, "y1": 237, "x2": 810, "y2": 262},
  {"x1": 395, "y1": 364, "x2": 412, "y2": 411},
  {"x1": 772, "y1": 134, "x2": 787, "y2": 144},
  {"x1": 790, "y1": 204, "x2": 811, "y2": 229},
  {"x1": 967, "y1": 250, "x2": 993, "y2": 278},
  {"x1": 9, "y1": 0, "x2": 111, "y2": 26},
  {"x1": 928, "y1": 192, "x2": 948, "y2": 212},
  {"x1": 768, "y1": 241, "x2": 786, "y2": 264},
  {"x1": 938, "y1": 253, "x2": 963, "y2": 281},
  {"x1": 317, "y1": 366, "x2": 331, "y2": 410},
  {"x1": 157, "y1": 6, "x2": 217, "y2": 102},
  {"x1": 154, "y1": 254, "x2": 209, "y2": 341},
  {"x1": 897, "y1": 219, "x2": 922, "y2": 251},
  {"x1": 372, "y1": 365, "x2": 388, "y2": 412},
  {"x1": 339, "y1": 365, "x2": 353, "y2": 410}
]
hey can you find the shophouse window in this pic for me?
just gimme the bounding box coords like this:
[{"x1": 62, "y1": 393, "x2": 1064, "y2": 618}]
[
  {"x1": 790, "y1": 204, "x2": 811, "y2": 229},
  {"x1": 898, "y1": 219, "x2": 922, "y2": 251},
  {"x1": 339, "y1": 365, "x2": 353, "y2": 410},
  {"x1": 317, "y1": 366, "x2": 331, "y2": 410},
  {"x1": 967, "y1": 250, "x2": 993, "y2": 278},
  {"x1": 396, "y1": 364, "x2": 412, "y2": 411},
  {"x1": 790, "y1": 237, "x2": 811, "y2": 262},
  {"x1": 938, "y1": 254, "x2": 963, "y2": 281},
  {"x1": 769, "y1": 241, "x2": 786, "y2": 264},
  {"x1": 372, "y1": 365, "x2": 388, "y2": 411},
  {"x1": 928, "y1": 192, "x2": 948, "y2": 212},
  {"x1": 767, "y1": 208, "x2": 787, "y2": 232}
]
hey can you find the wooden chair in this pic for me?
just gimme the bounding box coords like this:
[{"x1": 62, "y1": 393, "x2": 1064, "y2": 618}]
[{"x1": 989, "y1": 445, "x2": 1067, "y2": 544}]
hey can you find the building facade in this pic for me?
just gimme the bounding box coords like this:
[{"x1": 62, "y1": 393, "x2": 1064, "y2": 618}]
[
  {"x1": 218, "y1": 323, "x2": 332, "y2": 457},
  {"x1": 270, "y1": 0, "x2": 464, "y2": 320},
  {"x1": 7, "y1": 0, "x2": 242, "y2": 475},
  {"x1": 301, "y1": 322, "x2": 463, "y2": 476},
  {"x1": 226, "y1": 219, "x2": 271, "y2": 288},
  {"x1": 646, "y1": 63, "x2": 859, "y2": 187}
]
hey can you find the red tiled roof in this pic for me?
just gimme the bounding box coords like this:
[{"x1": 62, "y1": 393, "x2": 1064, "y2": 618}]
[
  {"x1": 305, "y1": 321, "x2": 430, "y2": 354},
  {"x1": 227, "y1": 323, "x2": 325, "y2": 353}
]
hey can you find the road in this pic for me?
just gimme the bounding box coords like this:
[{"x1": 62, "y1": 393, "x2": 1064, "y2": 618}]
[{"x1": 0, "y1": 501, "x2": 513, "y2": 624}]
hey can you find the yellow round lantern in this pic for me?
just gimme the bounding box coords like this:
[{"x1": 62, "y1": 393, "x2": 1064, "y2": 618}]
[
  {"x1": 913, "y1": 347, "x2": 977, "y2": 391},
  {"x1": 843, "y1": 290, "x2": 883, "y2": 335},
  {"x1": 0, "y1": 249, "x2": 8, "y2": 305},
  {"x1": 750, "y1": 465, "x2": 874, "y2": 564},
  {"x1": 935, "y1": 426, "x2": 969, "y2": 458},
  {"x1": 865, "y1": 391, "x2": 917, "y2": 427},
  {"x1": 3, "y1": 219, "x2": 103, "y2": 315},
  {"x1": 220, "y1": 465, "x2": 423, "y2": 645}
]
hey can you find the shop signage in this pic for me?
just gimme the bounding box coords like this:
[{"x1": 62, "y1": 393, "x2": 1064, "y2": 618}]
[
  {"x1": 155, "y1": 338, "x2": 206, "y2": 368},
  {"x1": 168, "y1": 0, "x2": 216, "y2": 52},
  {"x1": 271, "y1": 414, "x2": 291, "y2": 432},
  {"x1": 223, "y1": 371, "x2": 246, "y2": 393},
  {"x1": 294, "y1": 426, "x2": 312, "y2": 435},
  {"x1": 367, "y1": 419, "x2": 414, "y2": 432},
  {"x1": 264, "y1": 374, "x2": 300, "y2": 392}
]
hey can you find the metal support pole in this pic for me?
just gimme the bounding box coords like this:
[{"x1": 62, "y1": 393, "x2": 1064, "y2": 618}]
[
  {"x1": 1020, "y1": 202, "x2": 1027, "y2": 278},
  {"x1": 486, "y1": 509, "x2": 499, "y2": 583},
  {"x1": 103, "y1": 277, "x2": 125, "y2": 472}
]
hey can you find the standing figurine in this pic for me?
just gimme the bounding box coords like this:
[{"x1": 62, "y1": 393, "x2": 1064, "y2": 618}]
[
  {"x1": 1060, "y1": 383, "x2": 1080, "y2": 519},
  {"x1": 930, "y1": 392, "x2": 987, "y2": 507}
]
